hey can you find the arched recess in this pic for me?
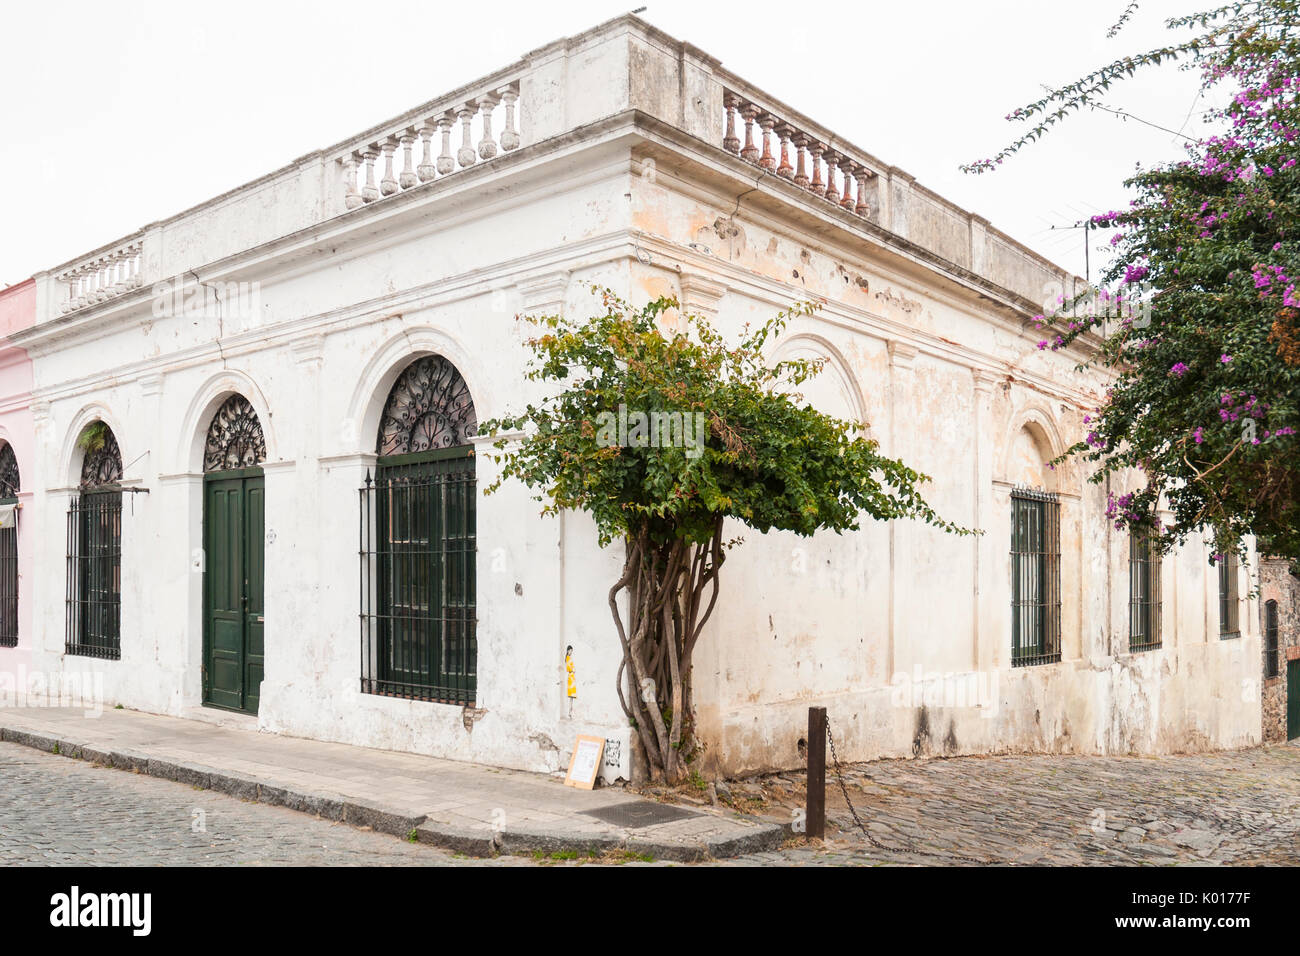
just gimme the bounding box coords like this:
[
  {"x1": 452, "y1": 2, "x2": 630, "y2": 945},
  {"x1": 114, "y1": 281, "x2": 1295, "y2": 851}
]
[
  {"x1": 361, "y1": 351, "x2": 479, "y2": 707},
  {"x1": 1000, "y1": 403, "x2": 1066, "y2": 492},
  {"x1": 178, "y1": 370, "x2": 277, "y2": 475},
  {"x1": 767, "y1": 332, "x2": 870, "y2": 431},
  {"x1": 60, "y1": 404, "x2": 127, "y2": 489},
  {"x1": 349, "y1": 327, "x2": 487, "y2": 458}
]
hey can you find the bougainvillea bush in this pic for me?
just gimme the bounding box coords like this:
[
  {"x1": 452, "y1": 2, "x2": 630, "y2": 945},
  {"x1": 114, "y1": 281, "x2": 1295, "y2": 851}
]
[{"x1": 970, "y1": 1, "x2": 1300, "y2": 563}]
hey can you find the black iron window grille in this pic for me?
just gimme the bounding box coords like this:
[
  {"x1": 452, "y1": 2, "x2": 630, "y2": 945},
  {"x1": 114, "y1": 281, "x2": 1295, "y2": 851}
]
[
  {"x1": 359, "y1": 451, "x2": 477, "y2": 704},
  {"x1": 1129, "y1": 532, "x2": 1162, "y2": 652},
  {"x1": 66, "y1": 492, "x2": 122, "y2": 660},
  {"x1": 1011, "y1": 487, "x2": 1061, "y2": 667},
  {"x1": 0, "y1": 443, "x2": 18, "y2": 648},
  {"x1": 66, "y1": 424, "x2": 123, "y2": 660},
  {"x1": 1265, "y1": 599, "x2": 1280, "y2": 678},
  {"x1": 1218, "y1": 551, "x2": 1241, "y2": 640}
]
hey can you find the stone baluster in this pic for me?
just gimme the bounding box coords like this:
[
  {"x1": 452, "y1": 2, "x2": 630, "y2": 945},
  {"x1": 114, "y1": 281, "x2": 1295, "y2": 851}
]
[
  {"x1": 437, "y1": 115, "x2": 456, "y2": 174},
  {"x1": 478, "y1": 95, "x2": 499, "y2": 160},
  {"x1": 60, "y1": 275, "x2": 72, "y2": 313},
  {"x1": 500, "y1": 88, "x2": 520, "y2": 150},
  {"x1": 839, "y1": 159, "x2": 856, "y2": 209},
  {"x1": 793, "y1": 135, "x2": 811, "y2": 188},
  {"x1": 739, "y1": 104, "x2": 759, "y2": 163},
  {"x1": 129, "y1": 247, "x2": 143, "y2": 288},
  {"x1": 361, "y1": 148, "x2": 380, "y2": 202},
  {"x1": 70, "y1": 270, "x2": 84, "y2": 310},
  {"x1": 822, "y1": 148, "x2": 840, "y2": 202},
  {"x1": 722, "y1": 93, "x2": 740, "y2": 154},
  {"x1": 855, "y1": 170, "x2": 874, "y2": 217},
  {"x1": 86, "y1": 261, "x2": 101, "y2": 303},
  {"x1": 758, "y1": 115, "x2": 777, "y2": 171},
  {"x1": 457, "y1": 107, "x2": 477, "y2": 167},
  {"x1": 110, "y1": 252, "x2": 126, "y2": 296},
  {"x1": 399, "y1": 130, "x2": 418, "y2": 189},
  {"x1": 380, "y1": 138, "x2": 399, "y2": 196},
  {"x1": 417, "y1": 123, "x2": 436, "y2": 182},
  {"x1": 808, "y1": 143, "x2": 825, "y2": 194},
  {"x1": 343, "y1": 153, "x2": 363, "y2": 209},
  {"x1": 776, "y1": 124, "x2": 795, "y2": 179}
]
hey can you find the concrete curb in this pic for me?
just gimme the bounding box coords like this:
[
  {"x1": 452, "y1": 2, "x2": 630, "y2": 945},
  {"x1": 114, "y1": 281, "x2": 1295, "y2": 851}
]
[{"x1": 0, "y1": 722, "x2": 787, "y2": 861}]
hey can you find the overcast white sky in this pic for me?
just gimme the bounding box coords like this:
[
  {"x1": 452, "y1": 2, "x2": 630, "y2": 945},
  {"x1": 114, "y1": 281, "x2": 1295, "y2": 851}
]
[{"x1": 0, "y1": 0, "x2": 1209, "y2": 288}]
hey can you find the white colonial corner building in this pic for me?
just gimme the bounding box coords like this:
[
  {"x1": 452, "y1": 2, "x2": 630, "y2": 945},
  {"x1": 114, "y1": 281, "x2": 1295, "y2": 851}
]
[{"x1": 0, "y1": 15, "x2": 1276, "y2": 781}]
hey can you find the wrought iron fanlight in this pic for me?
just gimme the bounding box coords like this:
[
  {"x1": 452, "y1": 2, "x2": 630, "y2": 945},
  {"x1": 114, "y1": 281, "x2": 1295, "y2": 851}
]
[
  {"x1": 377, "y1": 355, "x2": 477, "y2": 456},
  {"x1": 204, "y1": 395, "x2": 267, "y2": 473}
]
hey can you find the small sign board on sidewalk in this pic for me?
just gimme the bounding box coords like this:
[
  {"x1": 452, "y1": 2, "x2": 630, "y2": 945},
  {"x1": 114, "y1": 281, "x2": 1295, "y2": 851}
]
[{"x1": 564, "y1": 735, "x2": 606, "y2": 789}]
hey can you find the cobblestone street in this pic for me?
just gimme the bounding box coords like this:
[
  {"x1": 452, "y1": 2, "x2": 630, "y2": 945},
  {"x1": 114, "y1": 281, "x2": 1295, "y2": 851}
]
[{"x1": 3, "y1": 739, "x2": 1299, "y2": 866}]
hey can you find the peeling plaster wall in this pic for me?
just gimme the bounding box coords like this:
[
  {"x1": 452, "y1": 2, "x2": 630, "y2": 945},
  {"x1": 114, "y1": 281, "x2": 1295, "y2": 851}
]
[{"x1": 630, "y1": 165, "x2": 1262, "y2": 776}]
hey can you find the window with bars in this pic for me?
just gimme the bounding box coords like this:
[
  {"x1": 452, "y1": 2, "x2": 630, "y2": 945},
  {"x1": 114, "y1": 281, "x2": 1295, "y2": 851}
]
[
  {"x1": 1129, "y1": 532, "x2": 1162, "y2": 652},
  {"x1": 359, "y1": 451, "x2": 477, "y2": 704},
  {"x1": 66, "y1": 492, "x2": 122, "y2": 659},
  {"x1": 1010, "y1": 488, "x2": 1061, "y2": 666},
  {"x1": 66, "y1": 424, "x2": 123, "y2": 660},
  {"x1": 1218, "y1": 551, "x2": 1241, "y2": 640},
  {"x1": 360, "y1": 354, "x2": 479, "y2": 706},
  {"x1": 1265, "y1": 599, "x2": 1280, "y2": 678}
]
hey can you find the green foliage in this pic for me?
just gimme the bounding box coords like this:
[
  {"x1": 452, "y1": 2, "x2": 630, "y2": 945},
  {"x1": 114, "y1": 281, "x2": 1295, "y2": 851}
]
[
  {"x1": 483, "y1": 287, "x2": 969, "y2": 549},
  {"x1": 77, "y1": 421, "x2": 109, "y2": 454}
]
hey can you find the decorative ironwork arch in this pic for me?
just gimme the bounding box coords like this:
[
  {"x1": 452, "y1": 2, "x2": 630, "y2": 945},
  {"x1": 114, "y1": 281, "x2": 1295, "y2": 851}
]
[
  {"x1": 204, "y1": 395, "x2": 267, "y2": 473},
  {"x1": 0, "y1": 444, "x2": 18, "y2": 499},
  {"x1": 377, "y1": 355, "x2": 477, "y2": 456},
  {"x1": 80, "y1": 425, "x2": 123, "y2": 489}
]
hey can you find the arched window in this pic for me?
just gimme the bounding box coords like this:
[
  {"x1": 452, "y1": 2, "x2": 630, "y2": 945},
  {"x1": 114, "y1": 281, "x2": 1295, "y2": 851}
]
[
  {"x1": 361, "y1": 356, "x2": 477, "y2": 704},
  {"x1": 67, "y1": 423, "x2": 123, "y2": 659},
  {"x1": 0, "y1": 443, "x2": 19, "y2": 648}
]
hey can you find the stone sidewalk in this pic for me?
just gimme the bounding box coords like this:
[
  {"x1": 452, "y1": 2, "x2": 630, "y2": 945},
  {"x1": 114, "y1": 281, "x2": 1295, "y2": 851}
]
[{"x1": 0, "y1": 707, "x2": 783, "y2": 861}]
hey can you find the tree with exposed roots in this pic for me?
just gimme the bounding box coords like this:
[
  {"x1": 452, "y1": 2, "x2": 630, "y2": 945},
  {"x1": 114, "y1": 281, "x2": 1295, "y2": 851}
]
[{"x1": 485, "y1": 288, "x2": 969, "y2": 784}]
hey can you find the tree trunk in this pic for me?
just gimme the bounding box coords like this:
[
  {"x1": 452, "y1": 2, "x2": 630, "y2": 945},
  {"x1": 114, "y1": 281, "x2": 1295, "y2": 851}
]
[{"x1": 608, "y1": 518, "x2": 725, "y2": 784}]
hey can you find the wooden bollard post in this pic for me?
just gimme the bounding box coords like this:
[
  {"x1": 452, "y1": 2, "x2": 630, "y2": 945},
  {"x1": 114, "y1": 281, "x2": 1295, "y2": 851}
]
[{"x1": 806, "y1": 706, "x2": 826, "y2": 840}]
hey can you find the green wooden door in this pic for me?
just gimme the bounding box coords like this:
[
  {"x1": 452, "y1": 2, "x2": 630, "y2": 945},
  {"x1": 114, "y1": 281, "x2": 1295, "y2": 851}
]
[
  {"x1": 204, "y1": 473, "x2": 265, "y2": 714},
  {"x1": 1288, "y1": 660, "x2": 1300, "y2": 741}
]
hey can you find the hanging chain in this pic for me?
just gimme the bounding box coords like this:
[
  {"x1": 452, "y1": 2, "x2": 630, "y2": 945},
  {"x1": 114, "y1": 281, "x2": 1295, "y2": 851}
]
[{"x1": 823, "y1": 716, "x2": 986, "y2": 865}]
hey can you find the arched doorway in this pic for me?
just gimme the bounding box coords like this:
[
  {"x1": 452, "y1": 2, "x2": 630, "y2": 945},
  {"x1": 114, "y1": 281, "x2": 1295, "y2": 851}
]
[
  {"x1": 362, "y1": 354, "x2": 477, "y2": 704},
  {"x1": 202, "y1": 395, "x2": 267, "y2": 714},
  {"x1": 0, "y1": 443, "x2": 19, "y2": 647}
]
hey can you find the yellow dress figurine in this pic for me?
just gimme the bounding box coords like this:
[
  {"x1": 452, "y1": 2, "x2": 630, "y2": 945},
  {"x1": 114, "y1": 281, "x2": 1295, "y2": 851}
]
[{"x1": 565, "y1": 645, "x2": 577, "y2": 699}]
